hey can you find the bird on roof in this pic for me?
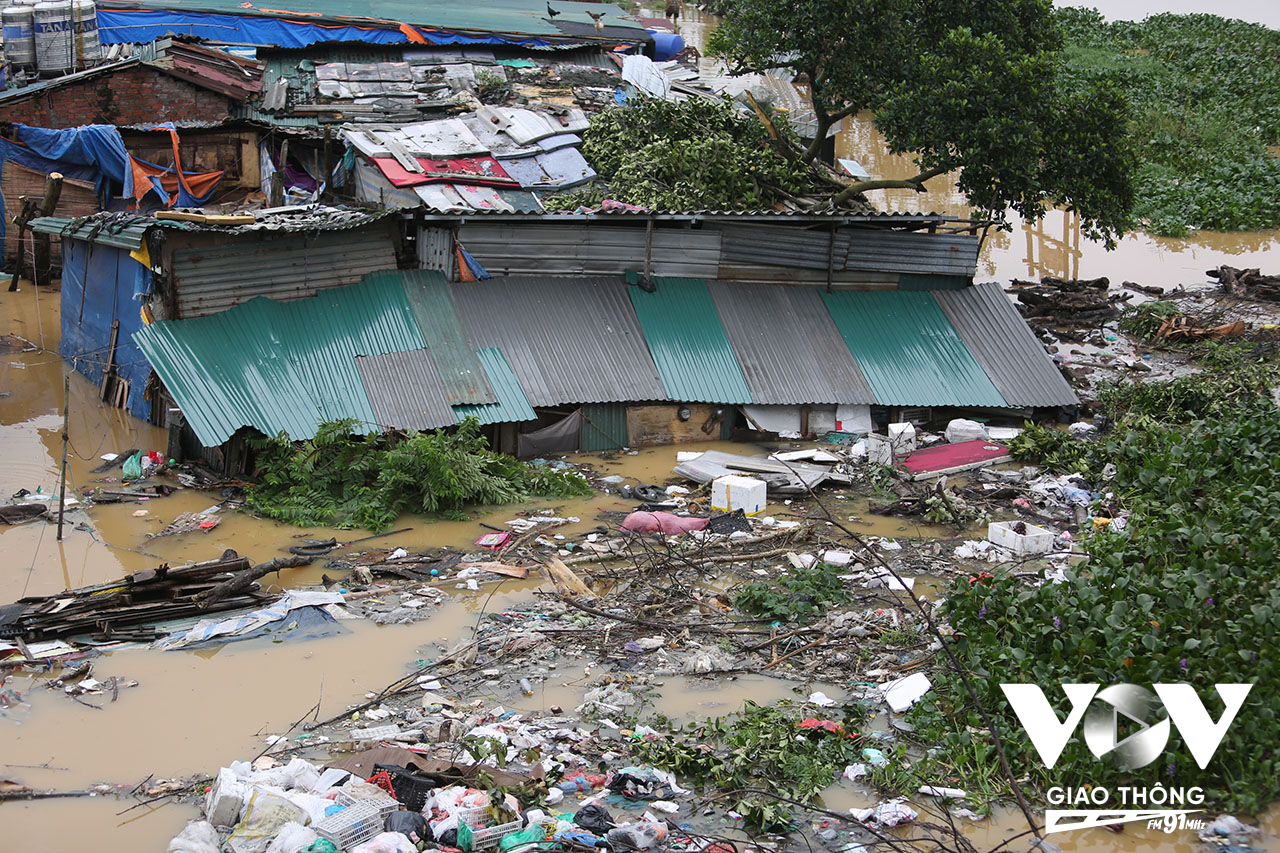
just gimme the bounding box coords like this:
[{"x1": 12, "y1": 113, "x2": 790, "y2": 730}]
[
  {"x1": 546, "y1": 2, "x2": 560, "y2": 17},
  {"x1": 586, "y1": 9, "x2": 605, "y2": 31}
]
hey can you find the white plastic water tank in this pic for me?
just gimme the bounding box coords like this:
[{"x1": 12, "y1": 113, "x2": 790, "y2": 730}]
[
  {"x1": 33, "y1": 0, "x2": 73, "y2": 76},
  {"x1": 2, "y1": 3, "x2": 36, "y2": 68},
  {"x1": 70, "y1": 0, "x2": 97, "y2": 67}
]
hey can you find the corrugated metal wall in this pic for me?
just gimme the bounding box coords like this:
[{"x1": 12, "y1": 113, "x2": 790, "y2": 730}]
[
  {"x1": 843, "y1": 229, "x2": 979, "y2": 276},
  {"x1": 171, "y1": 224, "x2": 397, "y2": 318},
  {"x1": 455, "y1": 223, "x2": 722, "y2": 278},
  {"x1": 580, "y1": 402, "x2": 629, "y2": 451},
  {"x1": 417, "y1": 225, "x2": 454, "y2": 274}
]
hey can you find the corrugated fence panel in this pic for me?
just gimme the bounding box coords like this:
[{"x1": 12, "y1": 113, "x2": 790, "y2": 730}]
[
  {"x1": 629, "y1": 277, "x2": 752, "y2": 404},
  {"x1": 458, "y1": 223, "x2": 721, "y2": 278},
  {"x1": 134, "y1": 274, "x2": 426, "y2": 446},
  {"x1": 451, "y1": 276, "x2": 667, "y2": 407},
  {"x1": 417, "y1": 225, "x2": 454, "y2": 273},
  {"x1": 820, "y1": 290, "x2": 1008, "y2": 408},
  {"x1": 579, "y1": 402, "x2": 629, "y2": 451},
  {"x1": 172, "y1": 226, "x2": 397, "y2": 318},
  {"x1": 391, "y1": 268, "x2": 496, "y2": 405},
  {"x1": 356, "y1": 348, "x2": 458, "y2": 431},
  {"x1": 934, "y1": 282, "x2": 1078, "y2": 408},
  {"x1": 454, "y1": 347, "x2": 536, "y2": 425},
  {"x1": 843, "y1": 229, "x2": 979, "y2": 276},
  {"x1": 708, "y1": 281, "x2": 873, "y2": 405}
]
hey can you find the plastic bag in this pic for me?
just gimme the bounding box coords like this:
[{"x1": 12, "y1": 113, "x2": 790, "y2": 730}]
[
  {"x1": 166, "y1": 820, "x2": 220, "y2": 853},
  {"x1": 944, "y1": 419, "x2": 988, "y2": 443},
  {"x1": 352, "y1": 831, "x2": 418, "y2": 853},
  {"x1": 225, "y1": 789, "x2": 307, "y2": 853},
  {"x1": 384, "y1": 811, "x2": 430, "y2": 845},
  {"x1": 573, "y1": 805, "x2": 615, "y2": 834},
  {"x1": 300, "y1": 842, "x2": 340, "y2": 853},
  {"x1": 265, "y1": 822, "x2": 319, "y2": 853},
  {"x1": 122, "y1": 451, "x2": 144, "y2": 480},
  {"x1": 498, "y1": 824, "x2": 548, "y2": 850}
]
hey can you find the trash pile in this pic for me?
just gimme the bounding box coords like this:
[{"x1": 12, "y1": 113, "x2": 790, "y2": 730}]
[{"x1": 169, "y1": 750, "x2": 695, "y2": 853}]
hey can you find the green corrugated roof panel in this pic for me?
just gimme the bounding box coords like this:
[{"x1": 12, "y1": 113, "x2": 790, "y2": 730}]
[
  {"x1": 820, "y1": 290, "x2": 1008, "y2": 408},
  {"x1": 454, "y1": 348, "x2": 535, "y2": 425},
  {"x1": 385, "y1": 269, "x2": 496, "y2": 406},
  {"x1": 134, "y1": 275, "x2": 426, "y2": 446},
  {"x1": 629, "y1": 277, "x2": 752, "y2": 404},
  {"x1": 579, "y1": 402, "x2": 628, "y2": 451},
  {"x1": 29, "y1": 216, "x2": 150, "y2": 250}
]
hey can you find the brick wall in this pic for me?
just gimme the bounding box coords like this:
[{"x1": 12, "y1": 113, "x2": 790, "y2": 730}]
[{"x1": 2, "y1": 65, "x2": 232, "y2": 128}]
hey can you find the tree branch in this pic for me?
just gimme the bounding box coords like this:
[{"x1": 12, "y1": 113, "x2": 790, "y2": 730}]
[{"x1": 829, "y1": 163, "x2": 950, "y2": 205}]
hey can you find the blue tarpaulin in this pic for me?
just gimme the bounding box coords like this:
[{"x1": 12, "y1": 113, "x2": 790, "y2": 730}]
[
  {"x1": 96, "y1": 9, "x2": 555, "y2": 48},
  {"x1": 0, "y1": 124, "x2": 132, "y2": 248},
  {"x1": 59, "y1": 240, "x2": 153, "y2": 419}
]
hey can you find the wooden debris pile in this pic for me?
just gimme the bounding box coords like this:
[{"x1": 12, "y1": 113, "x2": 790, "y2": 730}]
[
  {"x1": 1209, "y1": 265, "x2": 1280, "y2": 301},
  {"x1": 1, "y1": 551, "x2": 310, "y2": 643},
  {"x1": 1010, "y1": 275, "x2": 1132, "y2": 324}
]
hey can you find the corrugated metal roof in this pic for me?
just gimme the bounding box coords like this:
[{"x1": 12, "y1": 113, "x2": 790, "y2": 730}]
[
  {"x1": 356, "y1": 348, "x2": 458, "y2": 431},
  {"x1": 708, "y1": 281, "x2": 873, "y2": 405},
  {"x1": 820, "y1": 290, "x2": 1008, "y2": 408},
  {"x1": 715, "y1": 223, "x2": 844, "y2": 271},
  {"x1": 456, "y1": 223, "x2": 721, "y2": 279},
  {"x1": 843, "y1": 229, "x2": 980, "y2": 276},
  {"x1": 454, "y1": 347, "x2": 536, "y2": 425},
  {"x1": 172, "y1": 226, "x2": 397, "y2": 318},
  {"x1": 629, "y1": 277, "x2": 752, "y2": 405},
  {"x1": 934, "y1": 283, "x2": 1078, "y2": 408},
  {"x1": 133, "y1": 275, "x2": 426, "y2": 446},
  {"x1": 29, "y1": 215, "x2": 150, "y2": 250},
  {"x1": 427, "y1": 210, "x2": 969, "y2": 223},
  {"x1": 390, "y1": 269, "x2": 496, "y2": 405},
  {"x1": 451, "y1": 275, "x2": 666, "y2": 407}
]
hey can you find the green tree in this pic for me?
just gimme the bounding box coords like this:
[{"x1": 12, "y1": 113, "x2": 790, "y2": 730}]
[{"x1": 709, "y1": 0, "x2": 1136, "y2": 244}]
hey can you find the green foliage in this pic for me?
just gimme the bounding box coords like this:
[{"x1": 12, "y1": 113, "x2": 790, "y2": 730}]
[
  {"x1": 921, "y1": 408, "x2": 1280, "y2": 813},
  {"x1": 634, "y1": 700, "x2": 868, "y2": 830},
  {"x1": 1097, "y1": 363, "x2": 1277, "y2": 426},
  {"x1": 733, "y1": 563, "x2": 847, "y2": 623},
  {"x1": 1118, "y1": 300, "x2": 1181, "y2": 340},
  {"x1": 245, "y1": 417, "x2": 590, "y2": 532},
  {"x1": 543, "y1": 96, "x2": 815, "y2": 212},
  {"x1": 709, "y1": 0, "x2": 1135, "y2": 242},
  {"x1": 1007, "y1": 422, "x2": 1103, "y2": 475},
  {"x1": 1056, "y1": 10, "x2": 1280, "y2": 235}
]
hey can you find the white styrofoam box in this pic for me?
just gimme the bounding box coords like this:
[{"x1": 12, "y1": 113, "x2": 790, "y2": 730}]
[
  {"x1": 865, "y1": 433, "x2": 895, "y2": 467},
  {"x1": 987, "y1": 521, "x2": 1055, "y2": 556},
  {"x1": 823, "y1": 550, "x2": 854, "y2": 567},
  {"x1": 205, "y1": 767, "x2": 246, "y2": 829},
  {"x1": 888, "y1": 422, "x2": 917, "y2": 452},
  {"x1": 711, "y1": 475, "x2": 766, "y2": 516}
]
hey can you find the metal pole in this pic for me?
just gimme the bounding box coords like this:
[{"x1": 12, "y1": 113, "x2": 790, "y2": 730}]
[{"x1": 57, "y1": 375, "x2": 69, "y2": 541}]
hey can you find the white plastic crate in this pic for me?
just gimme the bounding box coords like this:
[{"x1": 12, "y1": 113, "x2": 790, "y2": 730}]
[
  {"x1": 336, "y1": 788, "x2": 399, "y2": 818},
  {"x1": 314, "y1": 799, "x2": 385, "y2": 850},
  {"x1": 987, "y1": 520, "x2": 1054, "y2": 556},
  {"x1": 470, "y1": 819, "x2": 524, "y2": 850}
]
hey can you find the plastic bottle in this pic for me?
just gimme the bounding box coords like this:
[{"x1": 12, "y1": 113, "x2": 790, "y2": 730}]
[
  {"x1": 519, "y1": 678, "x2": 533, "y2": 696},
  {"x1": 604, "y1": 822, "x2": 667, "y2": 850}
]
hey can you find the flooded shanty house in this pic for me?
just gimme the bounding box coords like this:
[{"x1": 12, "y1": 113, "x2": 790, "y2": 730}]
[{"x1": 34, "y1": 206, "x2": 1076, "y2": 472}]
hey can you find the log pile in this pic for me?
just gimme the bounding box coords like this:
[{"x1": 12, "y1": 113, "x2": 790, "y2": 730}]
[
  {"x1": 1010, "y1": 276, "x2": 1132, "y2": 324},
  {"x1": 1, "y1": 550, "x2": 308, "y2": 643},
  {"x1": 1208, "y1": 265, "x2": 1280, "y2": 301}
]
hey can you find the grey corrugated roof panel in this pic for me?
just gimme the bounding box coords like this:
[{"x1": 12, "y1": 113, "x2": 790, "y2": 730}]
[
  {"x1": 391, "y1": 269, "x2": 497, "y2": 406},
  {"x1": 843, "y1": 229, "x2": 980, "y2": 276},
  {"x1": 934, "y1": 283, "x2": 1079, "y2": 408},
  {"x1": 356, "y1": 348, "x2": 459, "y2": 431},
  {"x1": 456, "y1": 222, "x2": 720, "y2": 279},
  {"x1": 157, "y1": 206, "x2": 394, "y2": 234},
  {"x1": 454, "y1": 347, "x2": 537, "y2": 425},
  {"x1": 29, "y1": 215, "x2": 150, "y2": 250},
  {"x1": 420, "y1": 209, "x2": 971, "y2": 224},
  {"x1": 450, "y1": 275, "x2": 667, "y2": 407},
  {"x1": 708, "y1": 281, "x2": 875, "y2": 405}
]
